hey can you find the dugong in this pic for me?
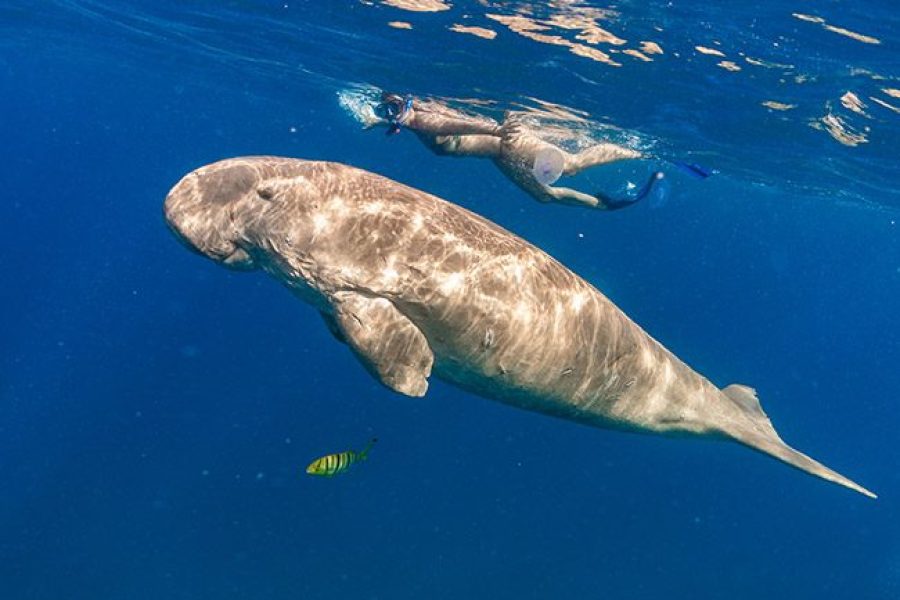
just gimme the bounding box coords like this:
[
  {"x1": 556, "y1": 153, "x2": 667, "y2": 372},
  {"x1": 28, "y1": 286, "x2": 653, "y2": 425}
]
[{"x1": 164, "y1": 156, "x2": 874, "y2": 498}]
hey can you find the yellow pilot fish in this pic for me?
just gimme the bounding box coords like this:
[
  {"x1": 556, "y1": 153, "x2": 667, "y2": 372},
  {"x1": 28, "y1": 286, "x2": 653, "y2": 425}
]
[{"x1": 305, "y1": 438, "x2": 377, "y2": 477}]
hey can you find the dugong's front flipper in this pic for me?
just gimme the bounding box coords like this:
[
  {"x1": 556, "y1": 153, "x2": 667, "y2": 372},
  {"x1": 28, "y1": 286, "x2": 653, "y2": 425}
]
[
  {"x1": 332, "y1": 291, "x2": 434, "y2": 397},
  {"x1": 320, "y1": 311, "x2": 347, "y2": 343}
]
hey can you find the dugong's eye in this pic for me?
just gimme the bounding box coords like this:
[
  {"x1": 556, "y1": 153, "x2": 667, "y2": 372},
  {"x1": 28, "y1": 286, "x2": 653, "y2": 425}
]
[{"x1": 257, "y1": 186, "x2": 275, "y2": 201}]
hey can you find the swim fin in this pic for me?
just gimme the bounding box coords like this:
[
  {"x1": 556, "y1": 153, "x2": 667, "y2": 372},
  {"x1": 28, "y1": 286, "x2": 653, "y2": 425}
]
[
  {"x1": 597, "y1": 171, "x2": 664, "y2": 210},
  {"x1": 673, "y1": 161, "x2": 715, "y2": 179}
]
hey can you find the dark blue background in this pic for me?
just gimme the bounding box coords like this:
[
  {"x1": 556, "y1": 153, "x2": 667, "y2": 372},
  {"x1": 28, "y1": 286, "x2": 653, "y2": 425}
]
[{"x1": 2, "y1": 1, "x2": 899, "y2": 598}]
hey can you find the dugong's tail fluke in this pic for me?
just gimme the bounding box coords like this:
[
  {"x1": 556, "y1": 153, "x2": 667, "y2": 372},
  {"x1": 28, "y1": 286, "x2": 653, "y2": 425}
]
[{"x1": 721, "y1": 385, "x2": 876, "y2": 499}]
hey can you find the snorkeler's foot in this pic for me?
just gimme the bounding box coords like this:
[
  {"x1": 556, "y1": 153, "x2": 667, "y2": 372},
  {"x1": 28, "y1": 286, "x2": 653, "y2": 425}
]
[{"x1": 596, "y1": 171, "x2": 664, "y2": 210}]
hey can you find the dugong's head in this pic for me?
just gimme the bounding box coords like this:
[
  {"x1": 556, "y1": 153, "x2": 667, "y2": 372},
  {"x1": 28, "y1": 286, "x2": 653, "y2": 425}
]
[
  {"x1": 166, "y1": 156, "x2": 335, "y2": 272},
  {"x1": 164, "y1": 158, "x2": 272, "y2": 270}
]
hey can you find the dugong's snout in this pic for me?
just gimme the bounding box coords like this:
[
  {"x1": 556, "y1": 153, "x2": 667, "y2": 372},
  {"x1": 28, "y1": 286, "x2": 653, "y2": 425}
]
[{"x1": 164, "y1": 161, "x2": 260, "y2": 270}]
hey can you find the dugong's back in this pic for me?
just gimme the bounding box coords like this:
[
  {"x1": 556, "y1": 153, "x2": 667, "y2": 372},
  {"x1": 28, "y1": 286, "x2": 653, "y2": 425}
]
[
  {"x1": 165, "y1": 156, "x2": 875, "y2": 498},
  {"x1": 275, "y1": 160, "x2": 688, "y2": 432}
]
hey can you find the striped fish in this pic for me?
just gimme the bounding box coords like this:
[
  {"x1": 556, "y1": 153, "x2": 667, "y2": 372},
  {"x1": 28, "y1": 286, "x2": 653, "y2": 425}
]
[{"x1": 305, "y1": 438, "x2": 377, "y2": 477}]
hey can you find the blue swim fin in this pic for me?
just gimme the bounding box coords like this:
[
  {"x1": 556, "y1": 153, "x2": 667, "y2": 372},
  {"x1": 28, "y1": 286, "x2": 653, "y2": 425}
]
[{"x1": 673, "y1": 161, "x2": 715, "y2": 179}]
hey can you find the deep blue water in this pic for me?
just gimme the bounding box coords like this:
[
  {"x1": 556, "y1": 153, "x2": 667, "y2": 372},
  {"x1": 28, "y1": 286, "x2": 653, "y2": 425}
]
[{"x1": 2, "y1": 1, "x2": 900, "y2": 598}]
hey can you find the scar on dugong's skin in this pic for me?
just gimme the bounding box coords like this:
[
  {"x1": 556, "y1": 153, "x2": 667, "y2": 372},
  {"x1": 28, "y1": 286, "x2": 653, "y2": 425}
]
[{"x1": 164, "y1": 156, "x2": 875, "y2": 498}]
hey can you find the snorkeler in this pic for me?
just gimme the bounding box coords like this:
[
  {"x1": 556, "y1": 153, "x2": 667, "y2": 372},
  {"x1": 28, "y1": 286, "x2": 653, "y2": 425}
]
[{"x1": 371, "y1": 92, "x2": 662, "y2": 210}]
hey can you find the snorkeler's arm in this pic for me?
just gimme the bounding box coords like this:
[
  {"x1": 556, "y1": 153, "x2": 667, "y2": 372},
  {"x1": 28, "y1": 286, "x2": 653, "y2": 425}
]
[
  {"x1": 563, "y1": 143, "x2": 642, "y2": 175},
  {"x1": 410, "y1": 113, "x2": 501, "y2": 137},
  {"x1": 419, "y1": 134, "x2": 501, "y2": 158},
  {"x1": 450, "y1": 135, "x2": 502, "y2": 157},
  {"x1": 413, "y1": 130, "x2": 500, "y2": 158}
]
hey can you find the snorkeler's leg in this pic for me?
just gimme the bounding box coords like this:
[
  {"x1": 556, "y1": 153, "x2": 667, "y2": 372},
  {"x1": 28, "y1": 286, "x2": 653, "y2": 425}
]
[
  {"x1": 541, "y1": 185, "x2": 602, "y2": 208},
  {"x1": 563, "y1": 143, "x2": 642, "y2": 175},
  {"x1": 542, "y1": 171, "x2": 664, "y2": 210}
]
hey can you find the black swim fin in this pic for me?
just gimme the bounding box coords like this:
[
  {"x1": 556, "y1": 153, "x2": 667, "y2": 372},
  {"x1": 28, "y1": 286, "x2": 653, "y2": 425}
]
[{"x1": 597, "y1": 171, "x2": 664, "y2": 210}]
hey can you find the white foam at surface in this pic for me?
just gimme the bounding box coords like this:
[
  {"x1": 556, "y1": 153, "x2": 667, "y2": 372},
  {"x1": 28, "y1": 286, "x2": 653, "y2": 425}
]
[{"x1": 337, "y1": 86, "x2": 383, "y2": 128}]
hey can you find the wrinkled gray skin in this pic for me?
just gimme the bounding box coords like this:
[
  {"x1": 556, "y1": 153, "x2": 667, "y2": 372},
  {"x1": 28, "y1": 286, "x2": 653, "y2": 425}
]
[{"x1": 165, "y1": 156, "x2": 874, "y2": 498}]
